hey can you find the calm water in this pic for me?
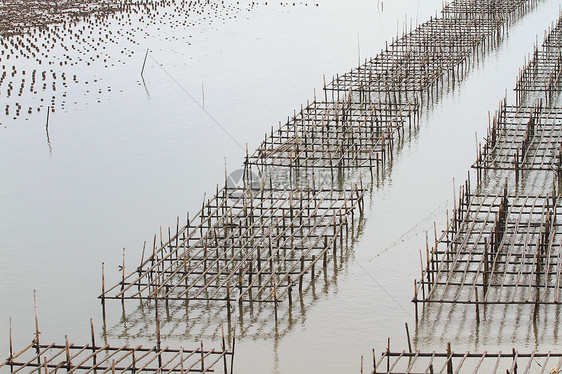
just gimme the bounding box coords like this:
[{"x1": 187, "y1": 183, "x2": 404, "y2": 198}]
[{"x1": 1, "y1": 0, "x2": 562, "y2": 373}]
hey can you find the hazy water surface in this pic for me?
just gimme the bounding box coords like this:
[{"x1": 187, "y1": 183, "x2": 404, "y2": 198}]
[{"x1": 1, "y1": 1, "x2": 562, "y2": 373}]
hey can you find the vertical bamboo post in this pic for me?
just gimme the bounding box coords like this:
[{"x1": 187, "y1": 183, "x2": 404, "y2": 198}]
[
  {"x1": 386, "y1": 338, "x2": 390, "y2": 373},
  {"x1": 65, "y1": 335, "x2": 71, "y2": 371},
  {"x1": 299, "y1": 257, "x2": 304, "y2": 291},
  {"x1": 405, "y1": 323, "x2": 412, "y2": 353},
  {"x1": 475, "y1": 288, "x2": 480, "y2": 324},
  {"x1": 90, "y1": 319, "x2": 97, "y2": 369},
  {"x1": 121, "y1": 248, "x2": 126, "y2": 291},
  {"x1": 414, "y1": 279, "x2": 419, "y2": 321},
  {"x1": 34, "y1": 290, "x2": 41, "y2": 369},
  {"x1": 200, "y1": 341, "x2": 205, "y2": 372},
  {"x1": 180, "y1": 348, "x2": 184, "y2": 374},
  {"x1": 9, "y1": 317, "x2": 13, "y2": 372},
  {"x1": 230, "y1": 324, "x2": 236, "y2": 374},
  {"x1": 446, "y1": 342, "x2": 453, "y2": 374},
  {"x1": 101, "y1": 263, "x2": 106, "y2": 324},
  {"x1": 156, "y1": 314, "x2": 162, "y2": 368}
]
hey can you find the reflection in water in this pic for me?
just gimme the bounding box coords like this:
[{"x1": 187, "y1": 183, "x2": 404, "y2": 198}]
[
  {"x1": 104, "y1": 200, "x2": 367, "y2": 344},
  {"x1": 416, "y1": 302, "x2": 562, "y2": 350},
  {"x1": 45, "y1": 105, "x2": 52, "y2": 155}
]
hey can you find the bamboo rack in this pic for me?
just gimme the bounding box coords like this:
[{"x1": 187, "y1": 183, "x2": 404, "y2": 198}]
[
  {"x1": 418, "y1": 189, "x2": 562, "y2": 305},
  {"x1": 325, "y1": 0, "x2": 539, "y2": 102},
  {"x1": 442, "y1": 0, "x2": 535, "y2": 18},
  {"x1": 414, "y1": 11, "x2": 562, "y2": 317},
  {"x1": 247, "y1": 0, "x2": 539, "y2": 176},
  {"x1": 371, "y1": 341, "x2": 562, "y2": 374},
  {"x1": 101, "y1": 183, "x2": 365, "y2": 305},
  {"x1": 0, "y1": 318, "x2": 234, "y2": 374},
  {"x1": 515, "y1": 14, "x2": 562, "y2": 106},
  {"x1": 247, "y1": 99, "x2": 418, "y2": 171},
  {"x1": 473, "y1": 101, "x2": 562, "y2": 175}
]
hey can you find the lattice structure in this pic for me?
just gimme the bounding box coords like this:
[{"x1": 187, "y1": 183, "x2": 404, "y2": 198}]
[
  {"x1": 246, "y1": 0, "x2": 537, "y2": 174},
  {"x1": 473, "y1": 101, "x2": 562, "y2": 175},
  {"x1": 1, "y1": 320, "x2": 234, "y2": 374},
  {"x1": 247, "y1": 99, "x2": 417, "y2": 170},
  {"x1": 515, "y1": 15, "x2": 562, "y2": 105},
  {"x1": 414, "y1": 10, "x2": 562, "y2": 316},
  {"x1": 442, "y1": 0, "x2": 535, "y2": 18},
  {"x1": 326, "y1": 17, "x2": 504, "y2": 99},
  {"x1": 543, "y1": 17, "x2": 562, "y2": 50},
  {"x1": 372, "y1": 344, "x2": 562, "y2": 373},
  {"x1": 416, "y1": 186, "x2": 562, "y2": 305},
  {"x1": 2, "y1": 342, "x2": 232, "y2": 373},
  {"x1": 105, "y1": 255, "x2": 352, "y2": 342},
  {"x1": 325, "y1": 0, "x2": 538, "y2": 99},
  {"x1": 101, "y1": 185, "x2": 365, "y2": 305}
]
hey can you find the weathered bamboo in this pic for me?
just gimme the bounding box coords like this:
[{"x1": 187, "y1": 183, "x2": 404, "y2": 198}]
[
  {"x1": 1, "y1": 321, "x2": 234, "y2": 374},
  {"x1": 101, "y1": 185, "x2": 365, "y2": 305},
  {"x1": 373, "y1": 343, "x2": 562, "y2": 373}
]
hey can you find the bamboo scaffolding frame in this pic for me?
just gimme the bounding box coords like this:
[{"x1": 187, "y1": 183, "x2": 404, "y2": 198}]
[
  {"x1": 248, "y1": 99, "x2": 418, "y2": 170},
  {"x1": 417, "y1": 190, "x2": 561, "y2": 305},
  {"x1": 0, "y1": 320, "x2": 234, "y2": 374},
  {"x1": 325, "y1": 0, "x2": 539, "y2": 100},
  {"x1": 372, "y1": 342, "x2": 562, "y2": 374},
  {"x1": 101, "y1": 184, "x2": 365, "y2": 304},
  {"x1": 413, "y1": 8, "x2": 562, "y2": 313},
  {"x1": 515, "y1": 13, "x2": 562, "y2": 106},
  {"x1": 473, "y1": 102, "x2": 562, "y2": 173}
]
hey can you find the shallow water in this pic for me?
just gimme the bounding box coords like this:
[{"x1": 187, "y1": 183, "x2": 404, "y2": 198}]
[{"x1": 2, "y1": 0, "x2": 562, "y2": 373}]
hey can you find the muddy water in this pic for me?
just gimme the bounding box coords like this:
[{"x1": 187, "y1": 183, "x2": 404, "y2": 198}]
[{"x1": 1, "y1": 0, "x2": 561, "y2": 373}]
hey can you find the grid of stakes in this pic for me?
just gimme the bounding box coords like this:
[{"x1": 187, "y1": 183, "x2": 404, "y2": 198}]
[
  {"x1": 325, "y1": 0, "x2": 539, "y2": 99},
  {"x1": 416, "y1": 184, "x2": 562, "y2": 306},
  {"x1": 325, "y1": 17, "x2": 504, "y2": 98},
  {"x1": 516, "y1": 15, "x2": 562, "y2": 105},
  {"x1": 99, "y1": 0, "x2": 538, "y2": 347},
  {"x1": 442, "y1": 0, "x2": 534, "y2": 17},
  {"x1": 248, "y1": 98, "x2": 418, "y2": 170},
  {"x1": 473, "y1": 100, "x2": 562, "y2": 176},
  {"x1": 1, "y1": 317, "x2": 234, "y2": 374},
  {"x1": 101, "y1": 184, "x2": 365, "y2": 308},
  {"x1": 414, "y1": 13, "x2": 562, "y2": 316},
  {"x1": 103, "y1": 218, "x2": 363, "y2": 342},
  {"x1": 248, "y1": 0, "x2": 539, "y2": 173},
  {"x1": 0, "y1": 0, "x2": 123, "y2": 35},
  {"x1": 370, "y1": 341, "x2": 562, "y2": 374}
]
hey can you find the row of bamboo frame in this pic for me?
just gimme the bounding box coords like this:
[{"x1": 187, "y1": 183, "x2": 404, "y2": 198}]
[
  {"x1": 0, "y1": 294, "x2": 235, "y2": 374},
  {"x1": 2, "y1": 0, "x2": 553, "y2": 373},
  {"x1": 414, "y1": 6, "x2": 562, "y2": 319},
  {"x1": 371, "y1": 5, "x2": 562, "y2": 374},
  {"x1": 515, "y1": 14, "x2": 562, "y2": 105},
  {"x1": 98, "y1": 0, "x2": 540, "y2": 314},
  {"x1": 247, "y1": 0, "x2": 540, "y2": 173},
  {"x1": 101, "y1": 185, "x2": 366, "y2": 305},
  {"x1": 325, "y1": 0, "x2": 540, "y2": 101}
]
